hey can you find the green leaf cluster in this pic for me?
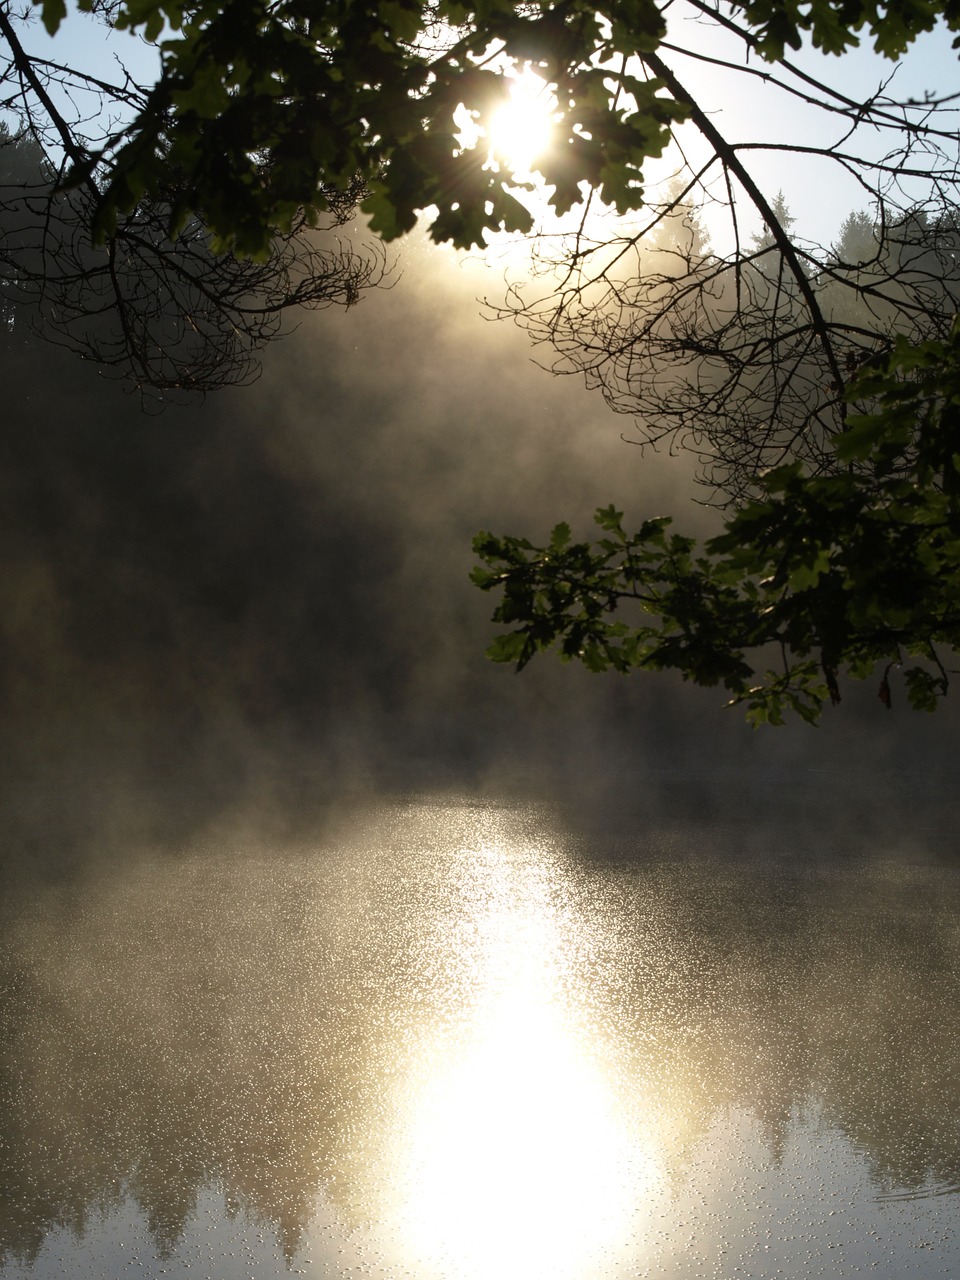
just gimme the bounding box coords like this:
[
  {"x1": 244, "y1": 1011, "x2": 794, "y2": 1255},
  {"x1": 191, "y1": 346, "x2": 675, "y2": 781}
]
[{"x1": 473, "y1": 319, "x2": 960, "y2": 725}]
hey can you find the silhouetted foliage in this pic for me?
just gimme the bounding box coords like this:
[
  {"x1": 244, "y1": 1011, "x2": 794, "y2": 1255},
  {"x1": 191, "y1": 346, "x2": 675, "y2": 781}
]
[
  {"x1": 458, "y1": 4, "x2": 960, "y2": 723},
  {"x1": 474, "y1": 319, "x2": 960, "y2": 723},
  {"x1": 23, "y1": 0, "x2": 960, "y2": 255},
  {"x1": 0, "y1": 35, "x2": 386, "y2": 395},
  {"x1": 498, "y1": 185, "x2": 960, "y2": 504}
]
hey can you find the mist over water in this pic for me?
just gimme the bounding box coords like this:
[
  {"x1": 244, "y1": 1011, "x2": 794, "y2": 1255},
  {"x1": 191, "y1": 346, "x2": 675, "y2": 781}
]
[
  {"x1": 2, "y1": 233, "x2": 960, "y2": 1277},
  {"x1": 3, "y1": 797, "x2": 960, "y2": 1280}
]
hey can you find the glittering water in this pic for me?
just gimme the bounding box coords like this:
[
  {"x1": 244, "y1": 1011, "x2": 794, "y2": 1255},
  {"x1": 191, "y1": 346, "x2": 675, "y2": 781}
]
[{"x1": 2, "y1": 795, "x2": 960, "y2": 1279}]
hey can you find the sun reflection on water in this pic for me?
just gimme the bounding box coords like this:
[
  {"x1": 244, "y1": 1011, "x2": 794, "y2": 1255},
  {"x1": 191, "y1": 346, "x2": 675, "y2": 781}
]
[
  {"x1": 5, "y1": 799, "x2": 960, "y2": 1279},
  {"x1": 391, "y1": 837, "x2": 660, "y2": 1280}
]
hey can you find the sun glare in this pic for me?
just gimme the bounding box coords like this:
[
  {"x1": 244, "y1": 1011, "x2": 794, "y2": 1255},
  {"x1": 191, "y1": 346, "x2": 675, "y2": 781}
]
[
  {"x1": 387, "y1": 839, "x2": 661, "y2": 1280},
  {"x1": 485, "y1": 68, "x2": 557, "y2": 178},
  {"x1": 398, "y1": 999, "x2": 650, "y2": 1279}
]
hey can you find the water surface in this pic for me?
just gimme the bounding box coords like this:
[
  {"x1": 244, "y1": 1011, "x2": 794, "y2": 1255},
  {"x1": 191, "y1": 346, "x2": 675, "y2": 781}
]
[{"x1": 2, "y1": 795, "x2": 959, "y2": 1278}]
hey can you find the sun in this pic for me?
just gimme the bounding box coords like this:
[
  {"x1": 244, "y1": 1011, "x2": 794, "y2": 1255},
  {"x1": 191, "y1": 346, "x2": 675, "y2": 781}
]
[{"x1": 485, "y1": 67, "x2": 557, "y2": 179}]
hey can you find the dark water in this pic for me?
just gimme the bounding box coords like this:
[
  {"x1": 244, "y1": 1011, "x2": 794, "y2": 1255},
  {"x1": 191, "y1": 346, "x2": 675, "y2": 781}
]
[{"x1": 2, "y1": 795, "x2": 959, "y2": 1279}]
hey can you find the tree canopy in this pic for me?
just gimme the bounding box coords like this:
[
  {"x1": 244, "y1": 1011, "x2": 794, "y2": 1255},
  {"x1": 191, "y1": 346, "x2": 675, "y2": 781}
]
[
  {"x1": 0, "y1": 13, "x2": 386, "y2": 394},
  {"x1": 23, "y1": 0, "x2": 960, "y2": 255}
]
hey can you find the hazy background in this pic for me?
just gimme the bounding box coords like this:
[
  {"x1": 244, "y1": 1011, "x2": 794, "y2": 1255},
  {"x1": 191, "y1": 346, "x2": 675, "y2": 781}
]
[{"x1": 3, "y1": 230, "x2": 959, "y2": 885}]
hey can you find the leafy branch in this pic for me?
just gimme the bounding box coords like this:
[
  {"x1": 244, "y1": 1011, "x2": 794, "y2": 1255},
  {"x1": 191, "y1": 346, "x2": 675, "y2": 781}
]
[{"x1": 472, "y1": 320, "x2": 960, "y2": 724}]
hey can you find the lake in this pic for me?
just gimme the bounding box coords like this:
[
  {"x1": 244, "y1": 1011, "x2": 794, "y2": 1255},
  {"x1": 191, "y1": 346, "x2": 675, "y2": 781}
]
[{"x1": 2, "y1": 793, "x2": 959, "y2": 1279}]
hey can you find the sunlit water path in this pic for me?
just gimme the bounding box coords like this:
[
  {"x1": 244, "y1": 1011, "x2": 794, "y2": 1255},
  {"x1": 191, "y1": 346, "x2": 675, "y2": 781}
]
[{"x1": 2, "y1": 796, "x2": 960, "y2": 1278}]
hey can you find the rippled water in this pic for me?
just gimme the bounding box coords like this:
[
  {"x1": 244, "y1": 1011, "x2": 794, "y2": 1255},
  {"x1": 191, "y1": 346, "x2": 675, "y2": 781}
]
[{"x1": 2, "y1": 795, "x2": 959, "y2": 1279}]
